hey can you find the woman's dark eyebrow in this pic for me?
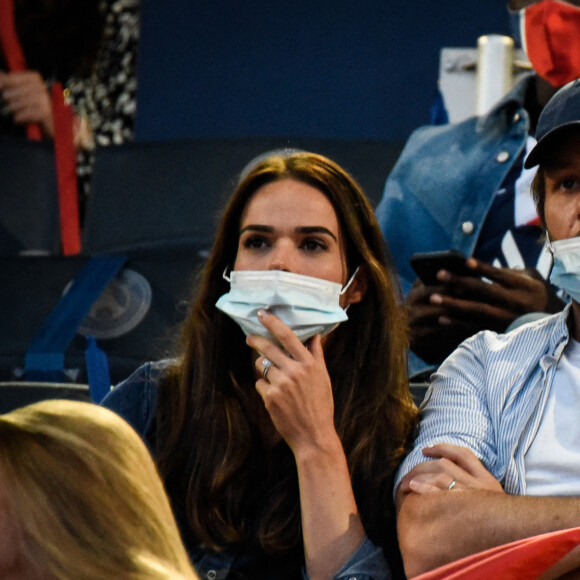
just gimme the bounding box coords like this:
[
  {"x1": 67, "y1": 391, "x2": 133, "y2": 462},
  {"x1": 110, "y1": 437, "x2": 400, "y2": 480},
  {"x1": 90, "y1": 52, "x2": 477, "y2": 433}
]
[
  {"x1": 239, "y1": 225, "x2": 274, "y2": 235},
  {"x1": 296, "y1": 226, "x2": 337, "y2": 242},
  {"x1": 239, "y1": 225, "x2": 337, "y2": 242}
]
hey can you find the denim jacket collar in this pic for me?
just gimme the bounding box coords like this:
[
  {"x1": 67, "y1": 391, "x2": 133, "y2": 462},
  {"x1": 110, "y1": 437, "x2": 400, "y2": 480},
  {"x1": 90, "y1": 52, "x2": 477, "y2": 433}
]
[{"x1": 477, "y1": 71, "x2": 536, "y2": 134}]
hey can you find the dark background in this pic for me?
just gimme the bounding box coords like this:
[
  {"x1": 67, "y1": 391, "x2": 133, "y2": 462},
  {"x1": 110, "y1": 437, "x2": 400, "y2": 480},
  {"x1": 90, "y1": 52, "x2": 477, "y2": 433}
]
[{"x1": 135, "y1": 1, "x2": 511, "y2": 142}]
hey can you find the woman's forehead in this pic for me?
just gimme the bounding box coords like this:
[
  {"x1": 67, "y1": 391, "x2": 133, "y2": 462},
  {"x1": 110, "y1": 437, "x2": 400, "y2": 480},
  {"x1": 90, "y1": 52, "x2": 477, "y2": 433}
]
[{"x1": 241, "y1": 180, "x2": 339, "y2": 225}]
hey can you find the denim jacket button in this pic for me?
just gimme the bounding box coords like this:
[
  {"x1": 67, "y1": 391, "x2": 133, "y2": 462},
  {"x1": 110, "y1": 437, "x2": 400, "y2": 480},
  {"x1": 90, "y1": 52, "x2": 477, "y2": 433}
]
[
  {"x1": 513, "y1": 112, "x2": 521, "y2": 123},
  {"x1": 496, "y1": 150, "x2": 510, "y2": 163},
  {"x1": 206, "y1": 571, "x2": 217, "y2": 580},
  {"x1": 461, "y1": 221, "x2": 474, "y2": 235}
]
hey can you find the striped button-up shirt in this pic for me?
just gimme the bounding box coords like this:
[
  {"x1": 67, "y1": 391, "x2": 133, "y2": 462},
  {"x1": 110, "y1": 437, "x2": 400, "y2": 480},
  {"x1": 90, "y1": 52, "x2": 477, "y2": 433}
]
[{"x1": 395, "y1": 304, "x2": 573, "y2": 495}]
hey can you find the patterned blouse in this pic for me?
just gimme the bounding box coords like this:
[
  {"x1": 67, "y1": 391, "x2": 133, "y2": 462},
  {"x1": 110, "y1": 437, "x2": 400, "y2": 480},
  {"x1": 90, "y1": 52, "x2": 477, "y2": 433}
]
[
  {"x1": 69, "y1": 0, "x2": 141, "y2": 201},
  {"x1": 1, "y1": 0, "x2": 141, "y2": 202}
]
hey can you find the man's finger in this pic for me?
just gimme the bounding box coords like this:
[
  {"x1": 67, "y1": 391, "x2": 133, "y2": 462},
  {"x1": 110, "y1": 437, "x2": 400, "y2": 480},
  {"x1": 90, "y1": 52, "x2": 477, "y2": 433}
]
[
  {"x1": 432, "y1": 293, "x2": 516, "y2": 323},
  {"x1": 422, "y1": 443, "x2": 487, "y2": 477},
  {"x1": 408, "y1": 479, "x2": 444, "y2": 494}
]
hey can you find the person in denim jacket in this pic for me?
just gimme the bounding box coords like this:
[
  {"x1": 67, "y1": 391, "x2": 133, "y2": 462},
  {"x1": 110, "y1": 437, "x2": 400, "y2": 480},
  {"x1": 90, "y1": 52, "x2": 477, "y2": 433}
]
[
  {"x1": 375, "y1": 0, "x2": 580, "y2": 378},
  {"x1": 103, "y1": 151, "x2": 417, "y2": 580}
]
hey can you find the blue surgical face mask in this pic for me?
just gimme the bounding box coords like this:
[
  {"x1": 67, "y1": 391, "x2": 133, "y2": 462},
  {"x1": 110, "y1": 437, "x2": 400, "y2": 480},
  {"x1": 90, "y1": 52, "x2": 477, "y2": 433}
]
[
  {"x1": 215, "y1": 268, "x2": 359, "y2": 343},
  {"x1": 549, "y1": 236, "x2": 580, "y2": 303}
]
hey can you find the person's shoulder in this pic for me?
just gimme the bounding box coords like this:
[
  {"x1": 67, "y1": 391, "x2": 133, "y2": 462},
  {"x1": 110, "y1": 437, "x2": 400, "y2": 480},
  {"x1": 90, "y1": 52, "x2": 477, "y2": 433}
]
[
  {"x1": 400, "y1": 75, "x2": 532, "y2": 157},
  {"x1": 405, "y1": 116, "x2": 478, "y2": 142},
  {"x1": 112, "y1": 359, "x2": 171, "y2": 395},
  {"x1": 394, "y1": 116, "x2": 482, "y2": 165},
  {"x1": 101, "y1": 360, "x2": 173, "y2": 436},
  {"x1": 455, "y1": 309, "x2": 565, "y2": 361},
  {"x1": 491, "y1": 309, "x2": 562, "y2": 341}
]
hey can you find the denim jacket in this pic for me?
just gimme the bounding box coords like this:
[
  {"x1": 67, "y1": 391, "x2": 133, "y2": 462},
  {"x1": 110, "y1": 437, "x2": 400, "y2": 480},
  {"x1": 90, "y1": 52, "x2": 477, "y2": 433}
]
[
  {"x1": 102, "y1": 361, "x2": 392, "y2": 580},
  {"x1": 375, "y1": 74, "x2": 535, "y2": 376}
]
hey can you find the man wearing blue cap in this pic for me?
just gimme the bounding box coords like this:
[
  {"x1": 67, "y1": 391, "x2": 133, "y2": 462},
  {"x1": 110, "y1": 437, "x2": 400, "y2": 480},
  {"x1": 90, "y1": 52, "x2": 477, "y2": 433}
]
[
  {"x1": 394, "y1": 78, "x2": 580, "y2": 577},
  {"x1": 376, "y1": 0, "x2": 580, "y2": 379}
]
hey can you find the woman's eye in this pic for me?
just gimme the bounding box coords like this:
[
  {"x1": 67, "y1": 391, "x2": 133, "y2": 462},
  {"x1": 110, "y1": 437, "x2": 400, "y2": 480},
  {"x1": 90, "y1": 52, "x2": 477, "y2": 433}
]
[
  {"x1": 302, "y1": 239, "x2": 327, "y2": 252},
  {"x1": 243, "y1": 236, "x2": 268, "y2": 249}
]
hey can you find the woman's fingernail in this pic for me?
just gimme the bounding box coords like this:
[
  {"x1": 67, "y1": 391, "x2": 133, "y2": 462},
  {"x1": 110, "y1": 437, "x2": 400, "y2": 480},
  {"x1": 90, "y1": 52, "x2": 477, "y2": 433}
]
[
  {"x1": 257, "y1": 309, "x2": 268, "y2": 319},
  {"x1": 430, "y1": 294, "x2": 443, "y2": 304}
]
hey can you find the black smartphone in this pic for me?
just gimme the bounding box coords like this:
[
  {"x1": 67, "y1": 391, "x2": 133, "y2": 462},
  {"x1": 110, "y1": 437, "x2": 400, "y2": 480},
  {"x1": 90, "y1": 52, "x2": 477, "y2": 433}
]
[{"x1": 409, "y1": 250, "x2": 470, "y2": 285}]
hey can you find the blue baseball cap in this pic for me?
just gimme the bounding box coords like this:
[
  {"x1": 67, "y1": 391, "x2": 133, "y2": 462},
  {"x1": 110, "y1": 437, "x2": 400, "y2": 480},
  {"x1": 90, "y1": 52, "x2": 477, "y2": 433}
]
[{"x1": 524, "y1": 78, "x2": 580, "y2": 169}]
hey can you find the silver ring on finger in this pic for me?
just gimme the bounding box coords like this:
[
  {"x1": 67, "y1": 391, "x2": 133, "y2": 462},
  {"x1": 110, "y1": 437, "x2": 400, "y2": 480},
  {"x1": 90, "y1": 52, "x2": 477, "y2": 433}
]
[
  {"x1": 448, "y1": 478, "x2": 457, "y2": 491},
  {"x1": 262, "y1": 357, "x2": 272, "y2": 380}
]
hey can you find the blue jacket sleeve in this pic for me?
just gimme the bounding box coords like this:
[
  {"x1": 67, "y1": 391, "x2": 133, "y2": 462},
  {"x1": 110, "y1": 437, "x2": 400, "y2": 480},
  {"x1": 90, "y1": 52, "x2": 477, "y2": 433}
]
[
  {"x1": 101, "y1": 361, "x2": 166, "y2": 438},
  {"x1": 302, "y1": 536, "x2": 391, "y2": 580}
]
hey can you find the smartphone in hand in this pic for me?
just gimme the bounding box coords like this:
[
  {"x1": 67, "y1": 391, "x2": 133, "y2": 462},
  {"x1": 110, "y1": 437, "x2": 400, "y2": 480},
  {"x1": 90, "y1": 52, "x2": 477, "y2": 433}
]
[{"x1": 410, "y1": 250, "x2": 470, "y2": 285}]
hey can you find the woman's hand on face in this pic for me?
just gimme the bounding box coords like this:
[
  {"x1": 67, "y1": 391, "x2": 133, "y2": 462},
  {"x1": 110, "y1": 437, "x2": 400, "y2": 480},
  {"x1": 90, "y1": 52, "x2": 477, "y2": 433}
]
[{"x1": 246, "y1": 309, "x2": 338, "y2": 456}]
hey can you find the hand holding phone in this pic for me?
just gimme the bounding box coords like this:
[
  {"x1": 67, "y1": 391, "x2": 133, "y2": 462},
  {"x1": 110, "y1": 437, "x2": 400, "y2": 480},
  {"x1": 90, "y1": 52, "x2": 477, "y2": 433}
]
[{"x1": 409, "y1": 250, "x2": 470, "y2": 286}]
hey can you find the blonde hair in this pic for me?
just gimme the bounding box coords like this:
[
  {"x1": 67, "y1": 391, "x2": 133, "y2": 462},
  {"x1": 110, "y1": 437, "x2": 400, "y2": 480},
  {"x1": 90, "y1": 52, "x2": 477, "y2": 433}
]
[{"x1": 0, "y1": 400, "x2": 198, "y2": 580}]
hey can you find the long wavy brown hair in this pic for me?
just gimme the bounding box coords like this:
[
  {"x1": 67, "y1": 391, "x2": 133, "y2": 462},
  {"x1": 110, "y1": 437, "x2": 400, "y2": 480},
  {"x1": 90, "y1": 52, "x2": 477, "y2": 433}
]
[{"x1": 154, "y1": 151, "x2": 417, "y2": 561}]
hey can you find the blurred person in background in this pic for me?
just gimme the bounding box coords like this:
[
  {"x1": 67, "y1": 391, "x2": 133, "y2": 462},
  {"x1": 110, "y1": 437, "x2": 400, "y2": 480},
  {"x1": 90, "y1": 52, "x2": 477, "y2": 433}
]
[
  {"x1": 0, "y1": 0, "x2": 140, "y2": 203},
  {"x1": 374, "y1": 0, "x2": 580, "y2": 378},
  {"x1": 0, "y1": 399, "x2": 199, "y2": 579}
]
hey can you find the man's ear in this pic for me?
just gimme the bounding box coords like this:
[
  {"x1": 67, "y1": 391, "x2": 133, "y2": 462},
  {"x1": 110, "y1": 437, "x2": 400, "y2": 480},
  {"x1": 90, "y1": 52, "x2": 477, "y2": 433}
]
[{"x1": 343, "y1": 265, "x2": 368, "y2": 306}]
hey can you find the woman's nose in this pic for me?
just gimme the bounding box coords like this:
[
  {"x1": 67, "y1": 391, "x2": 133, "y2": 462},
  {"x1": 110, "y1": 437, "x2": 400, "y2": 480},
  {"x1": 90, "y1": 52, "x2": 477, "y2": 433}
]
[{"x1": 267, "y1": 241, "x2": 294, "y2": 272}]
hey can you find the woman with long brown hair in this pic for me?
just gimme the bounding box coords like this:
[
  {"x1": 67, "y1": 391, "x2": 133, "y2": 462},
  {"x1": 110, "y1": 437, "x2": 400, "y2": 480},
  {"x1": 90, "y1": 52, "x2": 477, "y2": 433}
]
[{"x1": 103, "y1": 151, "x2": 417, "y2": 580}]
